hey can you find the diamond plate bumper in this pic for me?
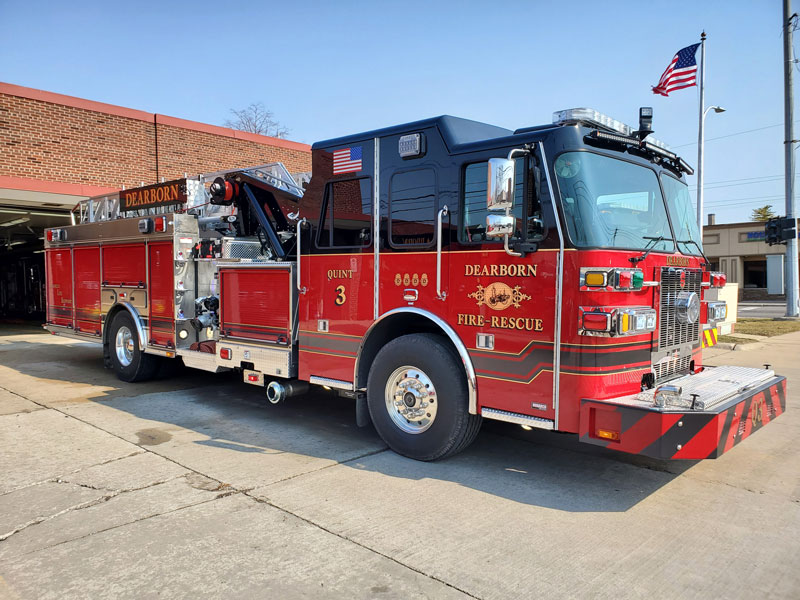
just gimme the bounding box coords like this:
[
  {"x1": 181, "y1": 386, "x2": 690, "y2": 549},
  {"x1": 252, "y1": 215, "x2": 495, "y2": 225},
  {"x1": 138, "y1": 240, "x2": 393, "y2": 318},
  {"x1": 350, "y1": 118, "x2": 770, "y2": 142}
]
[{"x1": 579, "y1": 368, "x2": 787, "y2": 459}]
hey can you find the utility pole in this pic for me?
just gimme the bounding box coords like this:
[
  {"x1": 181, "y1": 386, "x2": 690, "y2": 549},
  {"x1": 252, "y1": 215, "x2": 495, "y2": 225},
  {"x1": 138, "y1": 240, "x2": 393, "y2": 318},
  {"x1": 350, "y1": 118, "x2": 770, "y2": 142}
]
[
  {"x1": 784, "y1": 0, "x2": 799, "y2": 317},
  {"x1": 696, "y1": 32, "x2": 707, "y2": 236}
]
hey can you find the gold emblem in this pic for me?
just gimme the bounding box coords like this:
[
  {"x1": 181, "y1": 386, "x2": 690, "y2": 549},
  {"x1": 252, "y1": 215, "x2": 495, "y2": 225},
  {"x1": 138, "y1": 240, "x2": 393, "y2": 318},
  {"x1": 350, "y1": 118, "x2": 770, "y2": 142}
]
[
  {"x1": 403, "y1": 273, "x2": 410, "y2": 286},
  {"x1": 469, "y1": 282, "x2": 531, "y2": 310},
  {"x1": 394, "y1": 273, "x2": 402, "y2": 286},
  {"x1": 666, "y1": 255, "x2": 690, "y2": 267},
  {"x1": 421, "y1": 273, "x2": 429, "y2": 287},
  {"x1": 412, "y1": 273, "x2": 419, "y2": 286}
]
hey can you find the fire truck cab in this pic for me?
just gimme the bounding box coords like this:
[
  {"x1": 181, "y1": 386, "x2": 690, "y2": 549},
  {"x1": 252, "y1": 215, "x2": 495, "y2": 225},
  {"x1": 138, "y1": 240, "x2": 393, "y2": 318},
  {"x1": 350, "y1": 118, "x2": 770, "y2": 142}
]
[{"x1": 45, "y1": 108, "x2": 786, "y2": 461}]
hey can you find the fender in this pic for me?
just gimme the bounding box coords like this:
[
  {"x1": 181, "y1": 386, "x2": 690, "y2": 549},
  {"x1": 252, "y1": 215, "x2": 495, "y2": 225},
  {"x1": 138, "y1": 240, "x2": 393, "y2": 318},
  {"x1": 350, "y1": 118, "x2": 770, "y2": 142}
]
[
  {"x1": 355, "y1": 307, "x2": 478, "y2": 414},
  {"x1": 105, "y1": 302, "x2": 147, "y2": 350}
]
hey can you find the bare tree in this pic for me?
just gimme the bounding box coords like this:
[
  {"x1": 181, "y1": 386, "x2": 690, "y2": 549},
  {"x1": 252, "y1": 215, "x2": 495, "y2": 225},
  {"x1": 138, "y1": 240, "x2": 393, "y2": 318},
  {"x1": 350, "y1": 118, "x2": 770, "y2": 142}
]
[{"x1": 224, "y1": 102, "x2": 289, "y2": 138}]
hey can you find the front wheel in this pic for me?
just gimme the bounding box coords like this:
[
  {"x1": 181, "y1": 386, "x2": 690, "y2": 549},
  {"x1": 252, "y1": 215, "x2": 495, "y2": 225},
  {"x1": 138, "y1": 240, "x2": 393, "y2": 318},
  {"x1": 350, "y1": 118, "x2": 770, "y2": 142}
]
[
  {"x1": 367, "y1": 333, "x2": 481, "y2": 461},
  {"x1": 108, "y1": 311, "x2": 159, "y2": 383}
]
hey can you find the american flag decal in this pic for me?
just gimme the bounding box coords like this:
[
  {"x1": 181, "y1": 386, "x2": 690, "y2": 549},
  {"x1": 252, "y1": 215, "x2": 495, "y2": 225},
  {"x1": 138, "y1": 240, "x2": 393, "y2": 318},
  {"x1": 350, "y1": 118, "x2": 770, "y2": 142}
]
[
  {"x1": 652, "y1": 43, "x2": 700, "y2": 97},
  {"x1": 333, "y1": 146, "x2": 363, "y2": 174}
]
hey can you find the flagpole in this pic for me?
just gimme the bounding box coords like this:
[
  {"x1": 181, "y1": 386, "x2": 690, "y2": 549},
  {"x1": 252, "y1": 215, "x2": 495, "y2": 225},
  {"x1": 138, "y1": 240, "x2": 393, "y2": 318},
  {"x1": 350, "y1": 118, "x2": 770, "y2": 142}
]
[{"x1": 696, "y1": 31, "x2": 707, "y2": 236}]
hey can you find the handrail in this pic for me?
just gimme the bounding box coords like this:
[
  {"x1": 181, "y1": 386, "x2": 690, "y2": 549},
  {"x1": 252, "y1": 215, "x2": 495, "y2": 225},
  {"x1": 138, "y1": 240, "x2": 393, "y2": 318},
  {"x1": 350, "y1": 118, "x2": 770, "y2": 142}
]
[
  {"x1": 436, "y1": 205, "x2": 449, "y2": 300},
  {"x1": 296, "y1": 218, "x2": 307, "y2": 294}
]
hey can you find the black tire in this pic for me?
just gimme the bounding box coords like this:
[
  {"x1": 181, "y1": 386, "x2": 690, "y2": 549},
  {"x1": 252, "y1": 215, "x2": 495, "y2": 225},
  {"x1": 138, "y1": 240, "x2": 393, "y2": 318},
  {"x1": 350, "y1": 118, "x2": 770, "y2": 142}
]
[
  {"x1": 367, "y1": 333, "x2": 482, "y2": 461},
  {"x1": 107, "y1": 311, "x2": 160, "y2": 383}
]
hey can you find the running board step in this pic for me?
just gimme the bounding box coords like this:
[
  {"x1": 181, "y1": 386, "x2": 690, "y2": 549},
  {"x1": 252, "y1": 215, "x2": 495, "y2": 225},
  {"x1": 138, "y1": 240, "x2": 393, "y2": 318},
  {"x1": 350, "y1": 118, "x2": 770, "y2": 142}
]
[{"x1": 481, "y1": 408, "x2": 554, "y2": 430}]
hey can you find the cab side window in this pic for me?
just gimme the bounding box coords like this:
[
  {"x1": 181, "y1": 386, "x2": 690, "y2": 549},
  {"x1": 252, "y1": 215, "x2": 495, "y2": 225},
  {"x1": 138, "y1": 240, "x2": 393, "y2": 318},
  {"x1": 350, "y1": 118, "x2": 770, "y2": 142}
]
[
  {"x1": 461, "y1": 159, "x2": 523, "y2": 242},
  {"x1": 317, "y1": 178, "x2": 372, "y2": 248},
  {"x1": 389, "y1": 169, "x2": 436, "y2": 247},
  {"x1": 460, "y1": 157, "x2": 546, "y2": 243}
]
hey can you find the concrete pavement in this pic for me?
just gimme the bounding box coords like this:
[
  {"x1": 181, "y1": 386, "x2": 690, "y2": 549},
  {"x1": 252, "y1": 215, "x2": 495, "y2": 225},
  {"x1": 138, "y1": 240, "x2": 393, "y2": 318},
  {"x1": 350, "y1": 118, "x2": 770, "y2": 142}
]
[{"x1": 0, "y1": 325, "x2": 798, "y2": 599}]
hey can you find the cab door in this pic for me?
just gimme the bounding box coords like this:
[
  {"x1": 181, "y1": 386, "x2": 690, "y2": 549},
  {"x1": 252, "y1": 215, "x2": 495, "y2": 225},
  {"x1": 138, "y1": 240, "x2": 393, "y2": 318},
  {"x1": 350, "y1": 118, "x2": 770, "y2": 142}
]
[
  {"x1": 297, "y1": 140, "x2": 376, "y2": 384},
  {"x1": 448, "y1": 149, "x2": 560, "y2": 422},
  {"x1": 377, "y1": 137, "x2": 448, "y2": 317}
]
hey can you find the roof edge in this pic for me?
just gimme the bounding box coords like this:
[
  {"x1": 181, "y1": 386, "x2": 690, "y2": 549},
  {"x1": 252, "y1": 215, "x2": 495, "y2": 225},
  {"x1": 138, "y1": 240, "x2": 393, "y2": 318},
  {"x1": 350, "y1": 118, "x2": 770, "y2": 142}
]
[{"x1": 0, "y1": 81, "x2": 310, "y2": 152}]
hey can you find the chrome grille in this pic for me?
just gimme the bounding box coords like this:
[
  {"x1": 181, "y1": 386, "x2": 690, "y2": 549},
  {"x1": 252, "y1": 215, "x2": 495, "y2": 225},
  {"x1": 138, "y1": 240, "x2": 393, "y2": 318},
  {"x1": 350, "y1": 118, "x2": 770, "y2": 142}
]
[
  {"x1": 222, "y1": 238, "x2": 271, "y2": 261},
  {"x1": 658, "y1": 267, "x2": 701, "y2": 349},
  {"x1": 653, "y1": 356, "x2": 691, "y2": 382}
]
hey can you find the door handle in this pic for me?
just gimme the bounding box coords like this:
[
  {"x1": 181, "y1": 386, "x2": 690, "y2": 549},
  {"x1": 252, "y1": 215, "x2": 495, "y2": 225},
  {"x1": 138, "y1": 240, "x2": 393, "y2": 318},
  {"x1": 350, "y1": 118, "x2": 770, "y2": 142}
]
[
  {"x1": 403, "y1": 288, "x2": 418, "y2": 302},
  {"x1": 436, "y1": 205, "x2": 448, "y2": 300}
]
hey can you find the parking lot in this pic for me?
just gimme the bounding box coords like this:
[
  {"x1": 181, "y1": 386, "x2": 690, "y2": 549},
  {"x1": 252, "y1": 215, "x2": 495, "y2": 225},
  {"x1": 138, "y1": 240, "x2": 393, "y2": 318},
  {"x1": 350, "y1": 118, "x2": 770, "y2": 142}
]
[{"x1": 0, "y1": 324, "x2": 798, "y2": 599}]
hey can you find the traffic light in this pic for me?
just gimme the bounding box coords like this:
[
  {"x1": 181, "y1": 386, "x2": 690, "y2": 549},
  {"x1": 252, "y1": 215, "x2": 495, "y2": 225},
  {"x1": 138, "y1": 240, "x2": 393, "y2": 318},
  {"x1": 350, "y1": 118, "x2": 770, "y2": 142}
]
[
  {"x1": 765, "y1": 217, "x2": 797, "y2": 246},
  {"x1": 765, "y1": 218, "x2": 781, "y2": 245}
]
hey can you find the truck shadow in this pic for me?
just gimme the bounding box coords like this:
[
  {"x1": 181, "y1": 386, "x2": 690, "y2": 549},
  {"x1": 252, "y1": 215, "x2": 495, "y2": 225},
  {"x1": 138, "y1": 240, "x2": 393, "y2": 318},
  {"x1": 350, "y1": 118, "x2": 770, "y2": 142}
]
[{"x1": 0, "y1": 329, "x2": 696, "y2": 513}]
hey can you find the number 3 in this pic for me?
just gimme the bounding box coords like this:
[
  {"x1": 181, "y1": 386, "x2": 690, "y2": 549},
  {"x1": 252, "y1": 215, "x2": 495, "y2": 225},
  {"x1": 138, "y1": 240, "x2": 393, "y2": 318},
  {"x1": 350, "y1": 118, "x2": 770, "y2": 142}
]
[{"x1": 335, "y1": 285, "x2": 346, "y2": 306}]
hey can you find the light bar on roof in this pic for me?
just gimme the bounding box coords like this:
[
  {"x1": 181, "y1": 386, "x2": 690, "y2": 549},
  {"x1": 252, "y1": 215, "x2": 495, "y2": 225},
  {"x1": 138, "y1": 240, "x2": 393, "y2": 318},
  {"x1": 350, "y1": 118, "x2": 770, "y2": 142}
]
[
  {"x1": 643, "y1": 141, "x2": 677, "y2": 161},
  {"x1": 553, "y1": 107, "x2": 673, "y2": 151},
  {"x1": 553, "y1": 108, "x2": 633, "y2": 136}
]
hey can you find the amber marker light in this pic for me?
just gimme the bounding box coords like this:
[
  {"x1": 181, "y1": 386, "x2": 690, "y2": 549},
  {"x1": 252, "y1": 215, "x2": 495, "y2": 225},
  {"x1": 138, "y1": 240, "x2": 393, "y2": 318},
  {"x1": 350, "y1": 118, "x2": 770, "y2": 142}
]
[
  {"x1": 584, "y1": 271, "x2": 606, "y2": 287},
  {"x1": 596, "y1": 429, "x2": 620, "y2": 441}
]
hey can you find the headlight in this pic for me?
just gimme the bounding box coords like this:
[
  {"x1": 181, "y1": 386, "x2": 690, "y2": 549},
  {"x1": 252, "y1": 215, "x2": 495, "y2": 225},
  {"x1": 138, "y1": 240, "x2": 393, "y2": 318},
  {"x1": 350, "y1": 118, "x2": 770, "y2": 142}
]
[
  {"x1": 707, "y1": 301, "x2": 727, "y2": 325},
  {"x1": 579, "y1": 306, "x2": 657, "y2": 337},
  {"x1": 675, "y1": 292, "x2": 700, "y2": 324}
]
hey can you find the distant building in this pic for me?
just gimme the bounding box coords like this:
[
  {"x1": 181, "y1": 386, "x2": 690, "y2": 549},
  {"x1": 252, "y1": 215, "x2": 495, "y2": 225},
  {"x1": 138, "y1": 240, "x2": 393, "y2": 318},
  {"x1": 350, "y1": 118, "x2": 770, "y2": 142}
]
[{"x1": 703, "y1": 214, "x2": 798, "y2": 300}]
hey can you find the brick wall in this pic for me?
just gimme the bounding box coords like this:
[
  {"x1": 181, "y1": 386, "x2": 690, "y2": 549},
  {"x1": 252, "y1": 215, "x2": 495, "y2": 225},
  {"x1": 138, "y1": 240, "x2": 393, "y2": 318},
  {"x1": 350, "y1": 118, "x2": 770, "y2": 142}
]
[{"x1": 0, "y1": 84, "x2": 310, "y2": 192}]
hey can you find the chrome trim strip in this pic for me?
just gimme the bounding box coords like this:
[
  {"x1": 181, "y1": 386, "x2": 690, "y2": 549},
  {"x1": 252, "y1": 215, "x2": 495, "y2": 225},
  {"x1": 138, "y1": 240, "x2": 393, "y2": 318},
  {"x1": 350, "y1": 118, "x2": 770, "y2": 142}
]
[
  {"x1": 481, "y1": 407, "x2": 555, "y2": 430},
  {"x1": 436, "y1": 205, "x2": 449, "y2": 300},
  {"x1": 309, "y1": 376, "x2": 354, "y2": 391},
  {"x1": 373, "y1": 137, "x2": 380, "y2": 320},
  {"x1": 144, "y1": 346, "x2": 176, "y2": 358},
  {"x1": 355, "y1": 307, "x2": 478, "y2": 414},
  {"x1": 118, "y1": 302, "x2": 147, "y2": 349},
  {"x1": 539, "y1": 142, "x2": 564, "y2": 430},
  {"x1": 43, "y1": 324, "x2": 101, "y2": 344}
]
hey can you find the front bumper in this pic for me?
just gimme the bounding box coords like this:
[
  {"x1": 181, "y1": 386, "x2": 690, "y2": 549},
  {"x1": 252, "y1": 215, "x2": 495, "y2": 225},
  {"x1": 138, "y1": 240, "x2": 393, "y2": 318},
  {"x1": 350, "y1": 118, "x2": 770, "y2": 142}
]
[{"x1": 579, "y1": 366, "x2": 787, "y2": 459}]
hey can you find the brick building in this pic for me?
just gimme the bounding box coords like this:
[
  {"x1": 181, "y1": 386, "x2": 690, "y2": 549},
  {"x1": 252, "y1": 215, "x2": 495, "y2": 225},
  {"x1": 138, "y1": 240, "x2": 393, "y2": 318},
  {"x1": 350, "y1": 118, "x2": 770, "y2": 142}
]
[{"x1": 0, "y1": 82, "x2": 311, "y2": 318}]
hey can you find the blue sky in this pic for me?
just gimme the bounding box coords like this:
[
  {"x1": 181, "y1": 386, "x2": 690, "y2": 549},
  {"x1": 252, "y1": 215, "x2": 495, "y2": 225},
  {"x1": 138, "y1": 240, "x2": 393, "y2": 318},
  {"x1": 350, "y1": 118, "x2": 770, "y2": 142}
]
[{"x1": 0, "y1": 0, "x2": 790, "y2": 224}]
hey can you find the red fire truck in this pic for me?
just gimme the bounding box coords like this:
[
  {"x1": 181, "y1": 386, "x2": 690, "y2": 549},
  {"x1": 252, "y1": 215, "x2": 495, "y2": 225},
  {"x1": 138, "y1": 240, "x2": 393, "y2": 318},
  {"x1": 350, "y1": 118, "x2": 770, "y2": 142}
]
[{"x1": 45, "y1": 108, "x2": 786, "y2": 461}]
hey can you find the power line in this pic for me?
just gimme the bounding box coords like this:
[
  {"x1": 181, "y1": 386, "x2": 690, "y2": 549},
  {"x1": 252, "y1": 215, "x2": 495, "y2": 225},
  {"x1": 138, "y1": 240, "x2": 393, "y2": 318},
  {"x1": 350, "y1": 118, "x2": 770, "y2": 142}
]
[
  {"x1": 703, "y1": 194, "x2": 785, "y2": 207},
  {"x1": 689, "y1": 175, "x2": 784, "y2": 191},
  {"x1": 672, "y1": 123, "x2": 790, "y2": 148}
]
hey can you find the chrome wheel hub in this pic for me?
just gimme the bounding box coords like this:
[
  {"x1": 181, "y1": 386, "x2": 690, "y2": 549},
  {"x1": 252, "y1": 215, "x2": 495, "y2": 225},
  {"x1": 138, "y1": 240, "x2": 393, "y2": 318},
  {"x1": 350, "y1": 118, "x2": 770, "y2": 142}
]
[
  {"x1": 115, "y1": 325, "x2": 135, "y2": 367},
  {"x1": 385, "y1": 366, "x2": 437, "y2": 434}
]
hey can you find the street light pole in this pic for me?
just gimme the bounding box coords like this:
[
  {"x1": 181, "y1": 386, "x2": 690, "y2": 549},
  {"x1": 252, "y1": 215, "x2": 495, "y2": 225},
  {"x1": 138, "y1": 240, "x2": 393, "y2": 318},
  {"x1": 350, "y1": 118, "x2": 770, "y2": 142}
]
[
  {"x1": 783, "y1": 0, "x2": 799, "y2": 317},
  {"x1": 696, "y1": 104, "x2": 726, "y2": 239},
  {"x1": 696, "y1": 32, "x2": 707, "y2": 237}
]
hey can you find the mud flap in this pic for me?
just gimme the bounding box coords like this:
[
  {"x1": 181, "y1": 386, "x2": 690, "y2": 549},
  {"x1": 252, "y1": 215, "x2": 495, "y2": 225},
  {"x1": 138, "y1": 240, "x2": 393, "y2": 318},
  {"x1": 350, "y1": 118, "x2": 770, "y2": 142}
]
[{"x1": 355, "y1": 392, "x2": 371, "y2": 428}]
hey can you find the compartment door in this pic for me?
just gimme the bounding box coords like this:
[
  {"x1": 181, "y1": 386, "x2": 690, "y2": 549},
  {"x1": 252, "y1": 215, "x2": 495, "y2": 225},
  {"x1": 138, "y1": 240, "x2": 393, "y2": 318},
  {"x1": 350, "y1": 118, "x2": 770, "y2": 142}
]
[
  {"x1": 46, "y1": 248, "x2": 73, "y2": 327},
  {"x1": 148, "y1": 241, "x2": 175, "y2": 347},
  {"x1": 73, "y1": 247, "x2": 100, "y2": 335}
]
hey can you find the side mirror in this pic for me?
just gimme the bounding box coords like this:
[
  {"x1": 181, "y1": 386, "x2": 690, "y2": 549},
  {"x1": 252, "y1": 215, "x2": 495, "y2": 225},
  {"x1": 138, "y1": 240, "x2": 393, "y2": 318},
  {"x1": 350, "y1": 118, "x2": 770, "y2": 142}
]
[
  {"x1": 487, "y1": 158, "x2": 515, "y2": 211},
  {"x1": 486, "y1": 214, "x2": 515, "y2": 238}
]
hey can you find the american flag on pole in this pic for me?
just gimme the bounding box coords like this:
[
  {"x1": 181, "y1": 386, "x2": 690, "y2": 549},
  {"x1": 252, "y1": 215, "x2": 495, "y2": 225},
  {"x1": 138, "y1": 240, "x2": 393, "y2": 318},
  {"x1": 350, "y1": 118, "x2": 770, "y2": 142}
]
[
  {"x1": 332, "y1": 146, "x2": 363, "y2": 174},
  {"x1": 652, "y1": 43, "x2": 700, "y2": 96}
]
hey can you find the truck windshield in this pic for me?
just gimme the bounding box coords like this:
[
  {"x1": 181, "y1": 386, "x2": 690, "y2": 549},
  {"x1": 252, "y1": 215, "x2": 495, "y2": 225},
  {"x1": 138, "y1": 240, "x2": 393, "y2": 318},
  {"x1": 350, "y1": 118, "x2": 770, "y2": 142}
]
[
  {"x1": 554, "y1": 151, "x2": 673, "y2": 252},
  {"x1": 661, "y1": 173, "x2": 703, "y2": 255}
]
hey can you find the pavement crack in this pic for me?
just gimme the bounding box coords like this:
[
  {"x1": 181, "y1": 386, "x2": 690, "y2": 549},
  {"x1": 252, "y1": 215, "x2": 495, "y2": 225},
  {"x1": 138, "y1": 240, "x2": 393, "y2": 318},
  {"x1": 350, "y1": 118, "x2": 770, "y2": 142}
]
[
  {"x1": 18, "y1": 493, "x2": 235, "y2": 556},
  {"x1": 260, "y1": 447, "x2": 390, "y2": 489},
  {"x1": 241, "y1": 491, "x2": 482, "y2": 600},
  {"x1": 0, "y1": 476, "x2": 186, "y2": 543}
]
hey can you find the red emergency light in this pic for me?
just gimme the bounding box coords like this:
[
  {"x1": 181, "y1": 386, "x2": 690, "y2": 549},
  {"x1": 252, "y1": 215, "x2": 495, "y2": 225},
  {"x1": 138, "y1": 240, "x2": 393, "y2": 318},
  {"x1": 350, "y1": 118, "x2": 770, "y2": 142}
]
[{"x1": 703, "y1": 271, "x2": 727, "y2": 288}]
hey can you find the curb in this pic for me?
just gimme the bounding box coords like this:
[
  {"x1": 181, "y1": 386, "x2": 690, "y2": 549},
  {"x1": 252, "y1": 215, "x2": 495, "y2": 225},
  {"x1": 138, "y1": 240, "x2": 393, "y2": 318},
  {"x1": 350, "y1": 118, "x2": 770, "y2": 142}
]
[{"x1": 716, "y1": 341, "x2": 766, "y2": 352}]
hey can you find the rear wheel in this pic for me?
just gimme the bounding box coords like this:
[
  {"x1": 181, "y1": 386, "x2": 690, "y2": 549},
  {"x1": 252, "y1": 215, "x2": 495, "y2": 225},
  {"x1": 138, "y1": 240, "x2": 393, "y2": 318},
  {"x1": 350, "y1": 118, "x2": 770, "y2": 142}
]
[
  {"x1": 108, "y1": 311, "x2": 159, "y2": 382},
  {"x1": 367, "y1": 333, "x2": 481, "y2": 461}
]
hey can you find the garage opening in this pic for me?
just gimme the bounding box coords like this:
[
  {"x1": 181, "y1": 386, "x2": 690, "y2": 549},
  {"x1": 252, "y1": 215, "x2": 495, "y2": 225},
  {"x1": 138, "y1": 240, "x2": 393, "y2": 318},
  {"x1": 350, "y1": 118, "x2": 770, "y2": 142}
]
[{"x1": 0, "y1": 207, "x2": 72, "y2": 323}]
